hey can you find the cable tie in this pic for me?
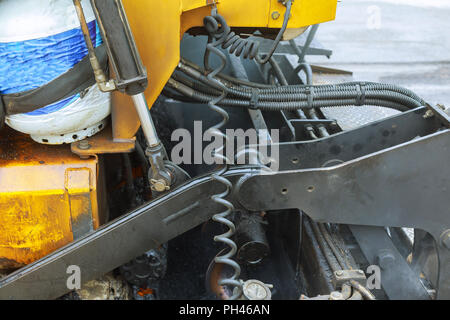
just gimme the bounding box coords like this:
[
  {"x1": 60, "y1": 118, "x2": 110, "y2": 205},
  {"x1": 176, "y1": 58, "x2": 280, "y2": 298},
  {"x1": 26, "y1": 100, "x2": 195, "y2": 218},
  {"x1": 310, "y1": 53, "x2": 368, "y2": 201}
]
[
  {"x1": 249, "y1": 88, "x2": 260, "y2": 110},
  {"x1": 306, "y1": 86, "x2": 314, "y2": 109},
  {"x1": 356, "y1": 82, "x2": 366, "y2": 106}
]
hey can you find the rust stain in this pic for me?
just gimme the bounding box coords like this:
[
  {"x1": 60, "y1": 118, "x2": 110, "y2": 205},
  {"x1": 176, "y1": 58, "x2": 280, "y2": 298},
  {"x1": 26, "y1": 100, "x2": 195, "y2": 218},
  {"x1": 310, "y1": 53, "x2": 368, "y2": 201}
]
[{"x1": 0, "y1": 127, "x2": 103, "y2": 270}]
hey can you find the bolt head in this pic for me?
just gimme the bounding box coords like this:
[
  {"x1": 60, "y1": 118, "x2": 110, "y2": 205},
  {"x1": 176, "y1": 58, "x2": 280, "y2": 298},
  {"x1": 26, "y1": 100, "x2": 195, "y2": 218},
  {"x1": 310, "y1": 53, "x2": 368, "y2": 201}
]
[
  {"x1": 150, "y1": 179, "x2": 170, "y2": 192},
  {"x1": 78, "y1": 140, "x2": 90, "y2": 150},
  {"x1": 329, "y1": 291, "x2": 344, "y2": 300},
  {"x1": 272, "y1": 11, "x2": 281, "y2": 20},
  {"x1": 423, "y1": 110, "x2": 435, "y2": 119},
  {"x1": 376, "y1": 249, "x2": 395, "y2": 269}
]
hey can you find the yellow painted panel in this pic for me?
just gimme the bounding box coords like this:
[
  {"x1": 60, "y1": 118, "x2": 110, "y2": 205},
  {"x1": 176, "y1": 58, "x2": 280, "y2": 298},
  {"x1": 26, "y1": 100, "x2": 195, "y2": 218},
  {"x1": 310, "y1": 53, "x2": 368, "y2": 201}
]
[
  {"x1": 122, "y1": 0, "x2": 182, "y2": 117},
  {"x1": 182, "y1": 0, "x2": 206, "y2": 12},
  {"x1": 0, "y1": 194, "x2": 72, "y2": 268},
  {"x1": 268, "y1": 0, "x2": 337, "y2": 28},
  {"x1": 212, "y1": 0, "x2": 272, "y2": 27},
  {"x1": 0, "y1": 129, "x2": 103, "y2": 269},
  {"x1": 65, "y1": 168, "x2": 92, "y2": 195}
]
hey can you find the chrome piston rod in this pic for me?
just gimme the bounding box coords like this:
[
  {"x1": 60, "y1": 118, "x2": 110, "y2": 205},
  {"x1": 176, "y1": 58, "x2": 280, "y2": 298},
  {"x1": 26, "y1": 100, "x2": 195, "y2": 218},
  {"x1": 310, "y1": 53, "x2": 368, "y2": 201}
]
[{"x1": 131, "y1": 93, "x2": 161, "y2": 148}]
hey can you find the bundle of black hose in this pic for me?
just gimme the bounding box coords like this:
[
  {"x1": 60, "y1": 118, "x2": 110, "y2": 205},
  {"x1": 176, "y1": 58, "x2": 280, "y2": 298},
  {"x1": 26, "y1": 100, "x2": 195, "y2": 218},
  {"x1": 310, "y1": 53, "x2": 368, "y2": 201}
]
[
  {"x1": 176, "y1": 62, "x2": 427, "y2": 106},
  {"x1": 166, "y1": 80, "x2": 417, "y2": 112},
  {"x1": 167, "y1": 77, "x2": 423, "y2": 112}
]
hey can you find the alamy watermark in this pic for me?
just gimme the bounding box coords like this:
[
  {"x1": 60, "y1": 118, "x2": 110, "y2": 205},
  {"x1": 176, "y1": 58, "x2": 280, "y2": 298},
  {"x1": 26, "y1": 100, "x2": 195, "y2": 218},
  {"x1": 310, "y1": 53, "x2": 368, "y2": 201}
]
[
  {"x1": 367, "y1": 5, "x2": 382, "y2": 30},
  {"x1": 366, "y1": 265, "x2": 381, "y2": 290},
  {"x1": 66, "y1": 265, "x2": 81, "y2": 290},
  {"x1": 170, "y1": 121, "x2": 280, "y2": 172}
]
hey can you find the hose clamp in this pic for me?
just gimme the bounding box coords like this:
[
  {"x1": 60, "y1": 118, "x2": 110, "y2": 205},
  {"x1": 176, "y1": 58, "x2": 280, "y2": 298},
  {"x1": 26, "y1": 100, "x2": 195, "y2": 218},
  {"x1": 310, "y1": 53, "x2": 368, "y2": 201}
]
[
  {"x1": 249, "y1": 89, "x2": 260, "y2": 110},
  {"x1": 207, "y1": 0, "x2": 219, "y2": 13},
  {"x1": 278, "y1": 0, "x2": 294, "y2": 6},
  {"x1": 356, "y1": 82, "x2": 366, "y2": 106},
  {"x1": 306, "y1": 85, "x2": 314, "y2": 109}
]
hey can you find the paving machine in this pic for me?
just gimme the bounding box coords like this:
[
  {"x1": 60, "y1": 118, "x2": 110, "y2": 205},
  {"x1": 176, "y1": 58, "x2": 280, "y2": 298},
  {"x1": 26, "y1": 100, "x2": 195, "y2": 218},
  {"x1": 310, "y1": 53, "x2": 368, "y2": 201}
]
[{"x1": 0, "y1": 0, "x2": 449, "y2": 300}]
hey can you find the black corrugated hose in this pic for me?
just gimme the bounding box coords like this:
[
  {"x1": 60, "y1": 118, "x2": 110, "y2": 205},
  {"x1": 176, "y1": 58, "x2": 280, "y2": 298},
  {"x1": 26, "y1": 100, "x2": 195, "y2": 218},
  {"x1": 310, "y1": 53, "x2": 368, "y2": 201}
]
[{"x1": 166, "y1": 61, "x2": 427, "y2": 113}]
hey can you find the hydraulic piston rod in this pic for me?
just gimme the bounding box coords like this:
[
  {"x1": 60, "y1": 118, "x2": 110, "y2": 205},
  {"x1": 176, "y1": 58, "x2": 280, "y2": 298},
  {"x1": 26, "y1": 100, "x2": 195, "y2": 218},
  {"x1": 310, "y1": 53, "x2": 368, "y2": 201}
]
[
  {"x1": 131, "y1": 93, "x2": 160, "y2": 148},
  {"x1": 74, "y1": 0, "x2": 172, "y2": 191}
]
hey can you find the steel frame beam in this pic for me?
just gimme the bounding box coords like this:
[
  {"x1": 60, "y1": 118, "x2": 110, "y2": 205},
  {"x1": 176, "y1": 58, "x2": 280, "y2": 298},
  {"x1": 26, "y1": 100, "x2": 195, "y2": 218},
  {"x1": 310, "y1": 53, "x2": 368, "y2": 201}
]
[{"x1": 350, "y1": 226, "x2": 430, "y2": 300}]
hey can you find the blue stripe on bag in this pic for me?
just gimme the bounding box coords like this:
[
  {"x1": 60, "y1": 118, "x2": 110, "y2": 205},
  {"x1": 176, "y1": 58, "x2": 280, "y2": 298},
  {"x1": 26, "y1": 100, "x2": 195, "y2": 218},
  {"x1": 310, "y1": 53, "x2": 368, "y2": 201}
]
[
  {"x1": 26, "y1": 94, "x2": 81, "y2": 116},
  {"x1": 0, "y1": 20, "x2": 103, "y2": 116}
]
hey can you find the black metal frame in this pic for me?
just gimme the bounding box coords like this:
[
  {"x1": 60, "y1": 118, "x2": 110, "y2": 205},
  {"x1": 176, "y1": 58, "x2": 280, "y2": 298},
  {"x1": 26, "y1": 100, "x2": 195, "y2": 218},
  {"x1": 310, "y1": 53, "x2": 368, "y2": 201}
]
[{"x1": 1, "y1": 105, "x2": 449, "y2": 299}]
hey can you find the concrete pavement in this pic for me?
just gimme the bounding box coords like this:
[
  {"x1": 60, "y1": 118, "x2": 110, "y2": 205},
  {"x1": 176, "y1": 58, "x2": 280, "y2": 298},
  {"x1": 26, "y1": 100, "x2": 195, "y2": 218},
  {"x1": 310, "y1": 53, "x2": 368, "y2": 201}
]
[{"x1": 306, "y1": 0, "x2": 450, "y2": 107}]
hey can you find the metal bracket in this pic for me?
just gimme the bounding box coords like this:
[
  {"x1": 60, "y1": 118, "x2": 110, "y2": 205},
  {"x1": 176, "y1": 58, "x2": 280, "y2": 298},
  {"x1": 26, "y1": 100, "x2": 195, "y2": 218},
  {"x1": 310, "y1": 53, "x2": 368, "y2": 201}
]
[
  {"x1": 278, "y1": 0, "x2": 293, "y2": 6},
  {"x1": 426, "y1": 104, "x2": 450, "y2": 128},
  {"x1": 206, "y1": 0, "x2": 219, "y2": 8},
  {"x1": 350, "y1": 226, "x2": 430, "y2": 300},
  {"x1": 71, "y1": 124, "x2": 136, "y2": 157},
  {"x1": 89, "y1": 0, "x2": 148, "y2": 95},
  {"x1": 332, "y1": 270, "x2": 366, "y2": 289}
]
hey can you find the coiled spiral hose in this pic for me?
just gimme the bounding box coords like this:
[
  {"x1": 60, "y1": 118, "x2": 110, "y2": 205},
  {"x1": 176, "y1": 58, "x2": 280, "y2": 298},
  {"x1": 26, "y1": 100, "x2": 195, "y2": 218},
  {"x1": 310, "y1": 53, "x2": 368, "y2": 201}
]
[
  {"x1": 203, "y1": 0, "x2": 292, "y2": 66},
  {"x1": 204, "y1": 10, "x2": 243, "y2": 300}
]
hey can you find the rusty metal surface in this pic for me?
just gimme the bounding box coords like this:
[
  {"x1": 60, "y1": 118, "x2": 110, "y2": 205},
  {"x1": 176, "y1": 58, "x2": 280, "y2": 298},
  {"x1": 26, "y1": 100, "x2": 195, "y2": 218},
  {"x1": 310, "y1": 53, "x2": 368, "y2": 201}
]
[
  {"x1": 0, "y1": 127, "x2": 104, "y2": 269},
  {"x1": 71, "y1": 124, "x2": 136, "y2": 157},
  {"x1": 111, "y1": 91, "x2": 140, "y2": 141},
  {"x1": 76, "y1": 273, "x2": 131, "y2": 300}
]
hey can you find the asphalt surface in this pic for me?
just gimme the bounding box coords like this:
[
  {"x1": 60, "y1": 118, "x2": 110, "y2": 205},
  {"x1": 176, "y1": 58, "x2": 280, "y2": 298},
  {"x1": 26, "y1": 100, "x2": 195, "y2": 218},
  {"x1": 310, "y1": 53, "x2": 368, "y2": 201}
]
[{"x1": 306, "y1": 0, "x2": 450, "y2": 108}]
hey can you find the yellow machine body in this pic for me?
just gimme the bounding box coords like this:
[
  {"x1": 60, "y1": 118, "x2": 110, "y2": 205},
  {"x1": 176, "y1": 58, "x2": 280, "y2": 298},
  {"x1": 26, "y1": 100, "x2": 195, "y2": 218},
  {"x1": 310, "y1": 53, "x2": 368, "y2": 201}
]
[
  {"x1": 0, "y1": 128, "x2": 106, "y2": 269},
  {"x1": 0, "y1": 0, "x2": 337, "y2": 269},
  {"x1": 114, "y1": 0, "x2": 338, "y2": 141}
]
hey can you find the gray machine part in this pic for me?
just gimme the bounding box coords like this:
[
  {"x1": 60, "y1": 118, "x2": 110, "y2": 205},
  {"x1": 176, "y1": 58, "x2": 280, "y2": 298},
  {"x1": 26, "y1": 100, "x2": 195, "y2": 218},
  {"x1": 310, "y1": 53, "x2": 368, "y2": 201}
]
[{"x1": 1, "y1": 106, "x2": 450, "y2": 299}]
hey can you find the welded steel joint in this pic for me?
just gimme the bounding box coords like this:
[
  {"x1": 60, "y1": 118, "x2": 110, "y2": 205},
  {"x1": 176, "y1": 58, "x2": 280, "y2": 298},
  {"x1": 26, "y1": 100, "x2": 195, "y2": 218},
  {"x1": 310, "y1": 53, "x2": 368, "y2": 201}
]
[
  {"x1": 146, "y1": 145, "x2": 172, "y2": 192},
  {"x1": 332, "y1": 270, "x2": 366, "y2": 288},
  {"x1": 278, "y1": 0, "x2": 293, "y2": 6},
  {"x1": 441, "y1": 230, "x2": 450, "y2": 250},
  {"x1": 376, "y1": 249, "x2": 396, "y2": 269}
]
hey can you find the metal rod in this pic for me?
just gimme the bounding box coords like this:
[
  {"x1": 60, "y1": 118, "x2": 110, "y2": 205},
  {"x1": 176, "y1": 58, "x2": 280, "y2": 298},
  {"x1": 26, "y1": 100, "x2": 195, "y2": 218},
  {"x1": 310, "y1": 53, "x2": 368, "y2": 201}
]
[
  {"x1": 268, "y1": 57, "x2": 318, "y2": 139},
  {"x1": 72, "y1": 0, "x2": 113, "y2": 90},
  {"x1": 309, "y1": 219, "x2": 341, "y2": 272},
  {"x1": 290, "y1": 24, "x2": 320, "y2": 64},
  {"x1": 131, "y1": 93, "x2": 160, "y2": 148},
  {"x1": 319, "y1": 223, "x2": 349, "y2": 269}
]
